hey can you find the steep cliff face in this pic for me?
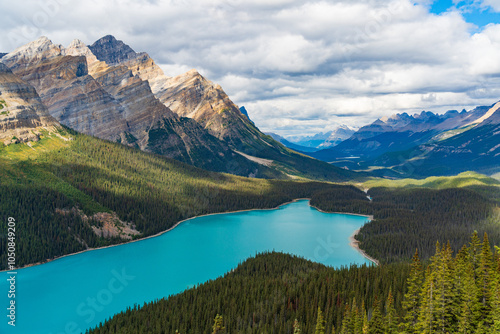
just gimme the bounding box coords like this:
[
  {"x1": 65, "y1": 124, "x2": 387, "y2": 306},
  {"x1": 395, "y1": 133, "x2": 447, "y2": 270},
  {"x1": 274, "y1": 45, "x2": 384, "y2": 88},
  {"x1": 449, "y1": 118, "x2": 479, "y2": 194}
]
[
  {"x1": 2, "y1": 39, "x2": 129, "y2": 140},
  {"x1": 1, "y1": 37, "x2": 278, "y2": 177},
  {"x1": 88, "y1": 36, "x2": 273, "y2": 151},
  {"x1": 0, "y1": 62, "x2": 58, "y2": 144},
  {"x1": 86, "y1": 35, "x2": 355, "y2": 181},
  {"x1": 89, "y1": 36, "x2": 168, "y2": 93},
  {"x1": 153, "y1": 70, "x2": 263, "y2": 147}
]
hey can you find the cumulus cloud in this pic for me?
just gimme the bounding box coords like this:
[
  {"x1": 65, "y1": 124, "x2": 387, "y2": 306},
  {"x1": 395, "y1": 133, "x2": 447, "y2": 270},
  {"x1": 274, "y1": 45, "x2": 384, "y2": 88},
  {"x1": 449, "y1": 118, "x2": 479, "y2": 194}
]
[{"x1": 1, "y1": 0, "x2": 500, "y2": 135}]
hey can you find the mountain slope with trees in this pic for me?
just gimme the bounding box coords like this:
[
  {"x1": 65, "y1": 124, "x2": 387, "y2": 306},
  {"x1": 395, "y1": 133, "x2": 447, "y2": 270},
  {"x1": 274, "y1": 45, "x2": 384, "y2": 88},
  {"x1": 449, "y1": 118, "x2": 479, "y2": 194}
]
[
  {"x1": 0, "y1": 127, "x2": 360, "y2": 270},
  {"x1": 88, "y1": 231, "x2": 500, "y2": 333}
]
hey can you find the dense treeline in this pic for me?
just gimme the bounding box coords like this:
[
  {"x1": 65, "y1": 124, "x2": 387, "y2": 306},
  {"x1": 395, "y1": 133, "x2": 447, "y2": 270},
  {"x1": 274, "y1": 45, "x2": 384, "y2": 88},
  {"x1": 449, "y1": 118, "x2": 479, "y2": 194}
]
[
  {"x1": 0, "y1": 185, "x2": 120, "y2": 268},
  {"x1": 311, "y1": 187, "x2": 499, "y2": 263},
  {"x1": 88, "y1": 232, "x2": 500, "y2": 333},
  {"x1": 87, "y1": 252, "x2": 410, "y2": 334},
  {"x1": 0, "y1": 131, "x2": 356, "y2": 270}
]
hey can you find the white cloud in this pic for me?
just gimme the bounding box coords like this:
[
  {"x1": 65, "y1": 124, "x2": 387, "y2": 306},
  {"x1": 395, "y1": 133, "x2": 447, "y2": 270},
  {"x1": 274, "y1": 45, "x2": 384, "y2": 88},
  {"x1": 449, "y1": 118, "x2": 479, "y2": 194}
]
[
  {"x1": 2, "y1": 0, "x2": 500, "y2": 136},
  {"x1": 481, "y1": 0, "x2": 500, "y2": 11}
]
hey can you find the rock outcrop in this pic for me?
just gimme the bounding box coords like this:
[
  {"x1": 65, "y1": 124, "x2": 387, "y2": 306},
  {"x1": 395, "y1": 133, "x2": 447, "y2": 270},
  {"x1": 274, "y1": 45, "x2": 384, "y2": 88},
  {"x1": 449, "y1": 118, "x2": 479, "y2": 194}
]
[{"x1": 0, "y1": 62, "x2": 58, "y2": 144}]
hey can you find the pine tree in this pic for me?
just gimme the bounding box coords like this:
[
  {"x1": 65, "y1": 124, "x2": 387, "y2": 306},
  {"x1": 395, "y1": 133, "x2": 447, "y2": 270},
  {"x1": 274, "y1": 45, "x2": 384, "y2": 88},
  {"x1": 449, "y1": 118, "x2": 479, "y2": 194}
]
[
  {"x1": 362, "y1": 303, "x2": 369, "y2": 334},
  {"x1": 434, "y1": 242, "x2": 456, "y2": 333},
  {"x1": 340, "y1": 303, "x2": 351, "y2": 334},
  {"x1": 368, "y1": 297, "x2": 384, "y2": 334},
  {"x1": 385, "y1": 289, "x2": 397, "y2": 334},
  {"x1": 476, "y1": 233, "x2": 494, "y2": 327},
  {"x1": 354, "y1": 298, "x2": 364, "y2": 334},
  {"x1": 212, "y1": 314, "x2": 225, "y2": 334},
  {"x1": 417, "y1": 265, "x2": 436, "y2": 333},
  {"x1": 402, "y1": 249, "x2": 423, "y2": 333},
  {"x1": 315, "y1": 307, "x2": 326, "y2": 334},
  {"x1": 293, "y1": 318, "x2": 302, "y2": 334},
  {"x1": 456, "y1": 245, "x2": 478, "y2": 334}
]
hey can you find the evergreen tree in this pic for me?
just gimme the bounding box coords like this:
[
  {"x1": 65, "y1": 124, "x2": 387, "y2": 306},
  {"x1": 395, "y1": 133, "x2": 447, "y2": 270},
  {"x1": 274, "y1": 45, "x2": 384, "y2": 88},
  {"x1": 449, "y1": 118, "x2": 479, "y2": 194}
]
[
  {"x1": 212, "y1": 314, "x2": 225, "y2": 334},
  {"x1": 455, "y1": 245, "x2": 478, "y2": 333},
  {"x1": 402, "y1": 249, "x2": 423, "y2": 333},
  {"x1": 293, "y1": 318, "x2": 302, "y2": 334},
  {"x1": 433, "y1": 242, "x2": 456, "y2": 333},
  {"x1": 362, "y1": 303, "x2": 369, "y2": 334},
  {"x1": 340, "y1": 303, "x2": 351, "y2": 334},
  {"x1": 315, "y1": 307, "x2": 326, "y2": 334},
  {"x1": 368, "y1": 297, "x2": 384, "y2": 334},
  {"x1": 417, "y1": 266, "x2": 436, "y2": 334},
  {"x1": 385, "y1": 289, "x2": 397, "y2": 334},
  {"x1": 354, "y1": 299, "x2": 364, "y2": 334},
  {"x1": 476, "y1": 233, "x2": 494, "y2": 327}
]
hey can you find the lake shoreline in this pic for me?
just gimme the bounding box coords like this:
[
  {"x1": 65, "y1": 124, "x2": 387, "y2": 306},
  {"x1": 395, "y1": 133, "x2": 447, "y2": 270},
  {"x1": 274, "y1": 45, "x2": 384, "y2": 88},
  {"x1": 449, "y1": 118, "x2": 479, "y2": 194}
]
[
  {"x1": 309, "y1": 204, "x2": 377, "y2": 266},
  {"x1": 3, "y1": 198, "x2": 379, "y2": 272}
]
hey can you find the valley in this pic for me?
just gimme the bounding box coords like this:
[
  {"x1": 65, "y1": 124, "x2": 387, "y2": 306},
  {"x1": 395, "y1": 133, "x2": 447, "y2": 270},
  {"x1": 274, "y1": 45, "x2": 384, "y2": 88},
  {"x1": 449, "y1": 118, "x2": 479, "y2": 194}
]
[{"x1": 0, "y1": 29, "x2": 499, "y2": 334}]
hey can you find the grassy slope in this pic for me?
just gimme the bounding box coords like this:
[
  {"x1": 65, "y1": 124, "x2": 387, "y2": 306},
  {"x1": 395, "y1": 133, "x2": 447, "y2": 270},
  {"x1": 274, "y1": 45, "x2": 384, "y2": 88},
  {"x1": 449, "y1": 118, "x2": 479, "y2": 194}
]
[
  {"x1": 363, "y1": 171, "x2": 500, "y2": 202},
  {"x1": 363, "y1": 171, "x2": 500, "y2": 189}
]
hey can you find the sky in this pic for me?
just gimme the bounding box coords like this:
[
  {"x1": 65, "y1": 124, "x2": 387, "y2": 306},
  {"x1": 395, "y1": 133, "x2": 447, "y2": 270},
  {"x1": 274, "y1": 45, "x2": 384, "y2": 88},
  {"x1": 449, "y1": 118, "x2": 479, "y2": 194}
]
[{"x1": 1, "y1": 0, "x2": 500, "y2": 137}]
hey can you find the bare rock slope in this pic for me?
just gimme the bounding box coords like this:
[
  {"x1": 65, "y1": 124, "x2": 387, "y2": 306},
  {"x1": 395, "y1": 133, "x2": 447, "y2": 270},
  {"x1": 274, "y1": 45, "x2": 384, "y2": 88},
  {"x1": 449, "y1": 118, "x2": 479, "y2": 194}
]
[{"x1": 0, "y1": 62, "x2": 58, "y2": 144}]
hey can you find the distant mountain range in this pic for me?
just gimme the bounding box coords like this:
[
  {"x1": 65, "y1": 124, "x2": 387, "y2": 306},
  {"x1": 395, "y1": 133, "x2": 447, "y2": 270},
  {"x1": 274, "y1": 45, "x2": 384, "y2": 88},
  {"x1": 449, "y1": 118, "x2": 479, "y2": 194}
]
[
  {"x1": 0, "y1": 36, "x2": 354, "y2": 181},
  {"x1": 266, "y1": 133, "x2": 318, "y2": 153},
  {"x1": 310, "y1": 105, "x2": 500, "y2": 177},
  {"x1": 286, "y1": 125, "x2": 356, "y2": 150}
]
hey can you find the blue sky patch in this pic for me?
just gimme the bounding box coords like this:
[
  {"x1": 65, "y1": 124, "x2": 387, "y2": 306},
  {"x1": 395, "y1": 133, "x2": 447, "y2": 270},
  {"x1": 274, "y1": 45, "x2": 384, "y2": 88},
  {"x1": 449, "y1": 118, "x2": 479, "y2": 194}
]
[{"x1": 429, "y1": 0, "x2": 500, "y2": 29}]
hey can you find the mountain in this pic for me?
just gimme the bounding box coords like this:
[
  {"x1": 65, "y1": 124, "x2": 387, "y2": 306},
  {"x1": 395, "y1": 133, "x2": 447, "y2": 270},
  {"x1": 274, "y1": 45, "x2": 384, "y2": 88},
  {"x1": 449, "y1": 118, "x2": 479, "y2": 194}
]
[
  {"x1": 87, "y1": 35, "x2": 356, "y2": 181},
  {"x1": 1, "y1": 37, "x2": 280, "y2": 178},
  {"x1": 287, "y1": 125, "x2": 356, "y2": 149},
  {"x1": 266, "y1": 132, "x2": 319, "y2": 152},
  {"x1": 0, "y1": 53, "x2": 6, "y2": 58},
  {"x1": 0, "y1": 62, "x2": 58, "y2": 144},
  {"x1": 373, "y1": 103, "x2": 500, "y2": 177},
  {"x1": 307, "y1": 103, "x2": 499, "y2": 177},
  {"x1": 311, "y1": 107, "x2": 489, "y2": 165}
]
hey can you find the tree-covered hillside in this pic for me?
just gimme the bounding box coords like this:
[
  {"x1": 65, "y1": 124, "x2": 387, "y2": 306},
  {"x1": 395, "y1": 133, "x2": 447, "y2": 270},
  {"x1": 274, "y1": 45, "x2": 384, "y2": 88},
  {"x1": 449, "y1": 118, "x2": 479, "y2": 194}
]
[
  {"x1": 1, "y1": 128, "x2": 498, "y2": 269},
  {"x1": 311, "y1": 184, "x2": 500, "y2": 264},
  {"x1": 88, "y1": 231, "x2": 500, "y2": 333},
  {"x1": 0, "y1": 128, "x2": 358, "y2": 270}
]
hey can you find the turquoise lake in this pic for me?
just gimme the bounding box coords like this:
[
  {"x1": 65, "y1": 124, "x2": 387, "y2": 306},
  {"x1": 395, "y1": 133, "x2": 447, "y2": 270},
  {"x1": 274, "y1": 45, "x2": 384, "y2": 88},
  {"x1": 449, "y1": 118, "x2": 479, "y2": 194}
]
[{"x1": 0, "y1": 200, "x2": 371, "y2": 334}]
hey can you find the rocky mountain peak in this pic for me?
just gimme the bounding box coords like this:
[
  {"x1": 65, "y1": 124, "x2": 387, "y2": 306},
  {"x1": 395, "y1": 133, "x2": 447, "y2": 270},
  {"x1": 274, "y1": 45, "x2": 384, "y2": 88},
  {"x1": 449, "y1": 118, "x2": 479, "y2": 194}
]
[
  {"x1": 2, "y1": 36, "x2": 62, "y2": 66},
  {"x1": 88, "y1": 35, "x2": 138, "y2": 65},
  {"x1": 64, "y1": 39, "x2": 99, "y2": 66}
]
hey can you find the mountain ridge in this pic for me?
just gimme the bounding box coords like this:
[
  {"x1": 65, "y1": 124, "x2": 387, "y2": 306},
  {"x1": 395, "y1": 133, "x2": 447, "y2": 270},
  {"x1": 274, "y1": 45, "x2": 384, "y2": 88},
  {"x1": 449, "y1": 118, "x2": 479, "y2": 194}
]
[{"x1": 86, "y1": 35, "x2": 357, "y2": 181}]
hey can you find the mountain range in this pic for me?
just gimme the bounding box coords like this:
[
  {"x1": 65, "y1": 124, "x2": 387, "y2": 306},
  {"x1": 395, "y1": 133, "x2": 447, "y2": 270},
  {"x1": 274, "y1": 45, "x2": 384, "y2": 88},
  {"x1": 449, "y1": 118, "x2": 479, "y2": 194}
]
[
  {"x1": 0, "y1": 36, "x2": 353, "y2": 181},
  {"x1": 1, "y1": 35, "x2": 498, "y2": 181},
  {"x1": 310, "y1": 105, "x2": 500, "y2": 177},
  {"x1": 286, "y1": 125, "x2": 356, "y2": 150}
]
